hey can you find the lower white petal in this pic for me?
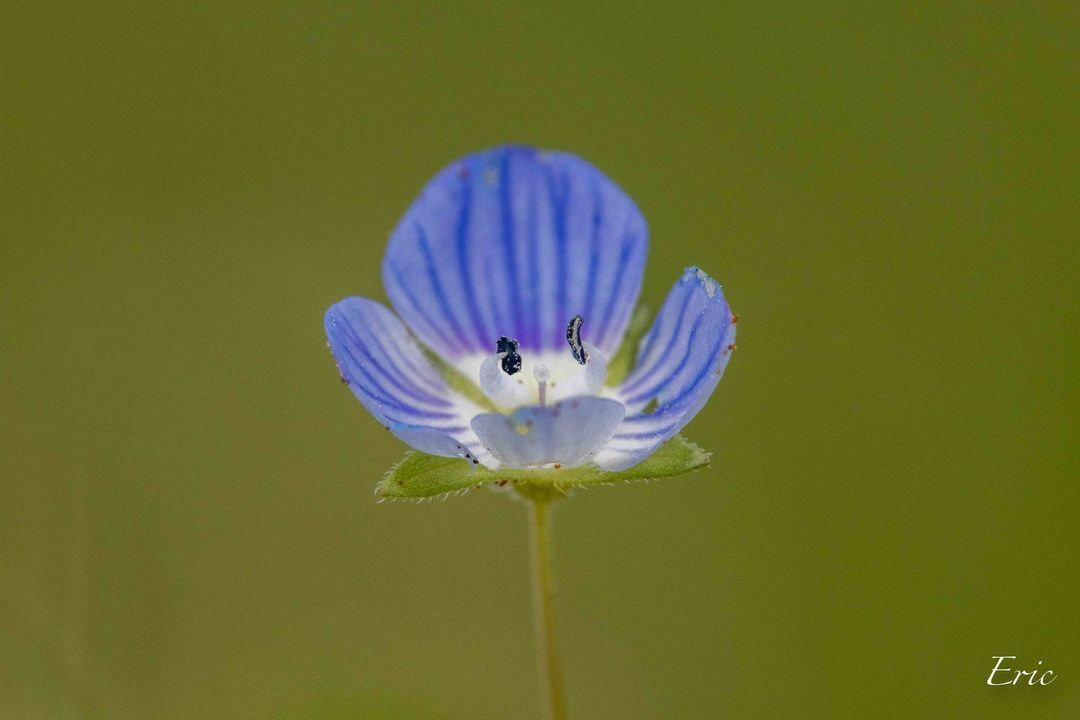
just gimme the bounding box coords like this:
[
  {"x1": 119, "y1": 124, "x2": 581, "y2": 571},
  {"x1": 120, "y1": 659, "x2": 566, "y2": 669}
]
[{"x1": 471, "y1": 396, "x2": 625, "y2": 468}]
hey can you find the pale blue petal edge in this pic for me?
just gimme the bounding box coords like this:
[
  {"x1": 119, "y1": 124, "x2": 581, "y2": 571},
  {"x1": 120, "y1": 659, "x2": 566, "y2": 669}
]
[{"x1": 594, "y1": 267, "x2": 735, "y2": 472}]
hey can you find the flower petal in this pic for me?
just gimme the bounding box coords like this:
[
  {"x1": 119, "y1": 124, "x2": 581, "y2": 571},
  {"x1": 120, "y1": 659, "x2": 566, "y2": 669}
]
[
  {"x1": 478, "y1": 352, "x2": 533, "y2": 408},
  {"x1": 324, "y1": 297, "x2": 496, "y2": 466},
  {"x1": 471, "y1": 396, "x2": 625, "y2": 468},
  {"x1": 382, "y1": 146, "x2": 648, "y2": 366},
  {"x1": 593, "y1": 268, "x2": 736, "y2": 472}
]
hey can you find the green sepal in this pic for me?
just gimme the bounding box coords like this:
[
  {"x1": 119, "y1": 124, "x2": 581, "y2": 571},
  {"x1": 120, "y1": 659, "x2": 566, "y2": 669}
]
[{"x1": 377, "y1": 435, "x2": 712, "y2": 499}]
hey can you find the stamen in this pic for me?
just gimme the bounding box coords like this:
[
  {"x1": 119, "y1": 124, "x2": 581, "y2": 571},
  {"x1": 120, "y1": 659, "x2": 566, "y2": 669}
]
[
  {"x1": 533, "y1": 365, "x2": 550, "y2": 406},
  {"x1": 566, "y1": 315, "x2": 589, "y2": 365},
  {"x1": 497, "y1": 335, "x2": 522, "y2": 375}
]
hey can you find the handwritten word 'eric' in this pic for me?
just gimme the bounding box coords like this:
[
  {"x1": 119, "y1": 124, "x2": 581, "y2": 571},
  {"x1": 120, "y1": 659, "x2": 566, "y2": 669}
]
[{"x1": 986, "y1": 656, "x2": 1056, "y2": 686}]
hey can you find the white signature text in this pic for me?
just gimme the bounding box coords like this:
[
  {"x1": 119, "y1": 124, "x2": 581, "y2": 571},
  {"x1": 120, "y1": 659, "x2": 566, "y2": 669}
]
[{"x1": 987, "y1": 656, "x2": 1057, "y2": 686}]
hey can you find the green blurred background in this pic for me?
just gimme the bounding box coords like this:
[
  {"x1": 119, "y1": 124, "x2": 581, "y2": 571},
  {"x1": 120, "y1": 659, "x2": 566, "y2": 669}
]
[{"x1": 2, "y1": 2, "x2": 1076, "y2": 718}]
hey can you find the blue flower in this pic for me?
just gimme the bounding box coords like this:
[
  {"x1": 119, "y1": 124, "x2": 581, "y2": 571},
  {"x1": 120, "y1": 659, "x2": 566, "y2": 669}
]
[{"x1": 325, "y1": 146, "x2": 736, "y2": 472}]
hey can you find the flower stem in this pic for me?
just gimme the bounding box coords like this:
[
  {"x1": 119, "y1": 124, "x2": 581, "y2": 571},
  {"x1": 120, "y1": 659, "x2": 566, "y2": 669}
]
[{"x1": 528, "y1": 492, "x2": 567, "y2": 720}]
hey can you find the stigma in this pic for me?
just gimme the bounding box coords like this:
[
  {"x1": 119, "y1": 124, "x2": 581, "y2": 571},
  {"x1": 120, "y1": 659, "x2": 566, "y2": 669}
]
[{"x1": 533, "y1": 364, "x2": 551, "y2": 406}]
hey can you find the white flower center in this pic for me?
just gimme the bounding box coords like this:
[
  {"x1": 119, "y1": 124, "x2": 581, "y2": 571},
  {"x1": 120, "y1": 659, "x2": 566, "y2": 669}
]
[{"x1": 475, "y1": 316, "x2": 608, "y2": 410}]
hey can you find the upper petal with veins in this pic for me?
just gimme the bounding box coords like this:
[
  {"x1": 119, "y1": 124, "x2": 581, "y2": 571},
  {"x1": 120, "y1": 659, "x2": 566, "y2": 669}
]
[{"x1": 382, "y1": 146, "x2": 648, "y2": 373}]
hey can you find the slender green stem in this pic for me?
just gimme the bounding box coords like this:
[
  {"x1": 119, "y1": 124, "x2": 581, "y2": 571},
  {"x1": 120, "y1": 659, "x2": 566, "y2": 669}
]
[{"x1": 528, "y1": 494, "x2": 567, "y2": 720}]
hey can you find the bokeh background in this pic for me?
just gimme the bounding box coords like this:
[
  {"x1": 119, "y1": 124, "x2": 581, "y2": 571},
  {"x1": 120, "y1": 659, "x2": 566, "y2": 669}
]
[{"x1": 3, "y1": 3, "x2": 1076, "y2": 718}]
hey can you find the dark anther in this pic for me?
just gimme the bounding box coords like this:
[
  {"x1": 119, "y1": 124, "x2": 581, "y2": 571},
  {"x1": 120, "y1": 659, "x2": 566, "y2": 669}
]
[
  {"x1": 566, "y1": 315, "x2": 589, "y2": 365},
  {"x1": 496, "y1": 336, "x2": 522, "y2": 375},
  {"x1": 501, "y1": 352, "x2": 522, "y2": 375}
]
